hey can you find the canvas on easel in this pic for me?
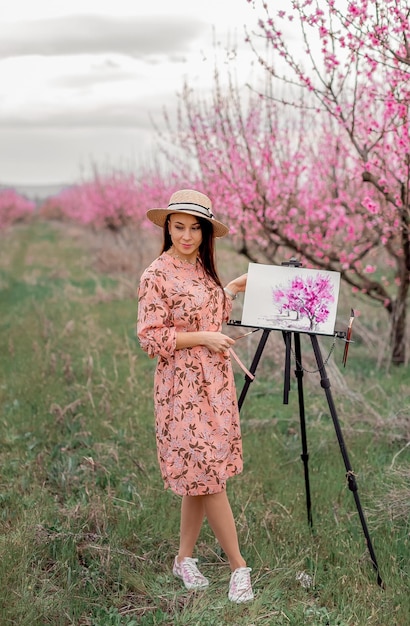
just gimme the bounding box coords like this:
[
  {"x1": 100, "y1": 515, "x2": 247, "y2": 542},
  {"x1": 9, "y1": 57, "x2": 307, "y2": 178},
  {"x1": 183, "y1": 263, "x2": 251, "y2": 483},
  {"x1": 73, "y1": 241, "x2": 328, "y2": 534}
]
[{"x1": 241, "y1": 262, "x2": 341, "y2": 336}]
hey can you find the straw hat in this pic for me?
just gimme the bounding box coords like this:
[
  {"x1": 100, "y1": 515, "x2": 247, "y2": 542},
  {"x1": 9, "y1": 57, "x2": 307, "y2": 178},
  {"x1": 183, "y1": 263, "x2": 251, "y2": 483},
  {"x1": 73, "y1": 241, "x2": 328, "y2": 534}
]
[{"x1": 146, "y1": 189, "x2": 229, "y2": 238}]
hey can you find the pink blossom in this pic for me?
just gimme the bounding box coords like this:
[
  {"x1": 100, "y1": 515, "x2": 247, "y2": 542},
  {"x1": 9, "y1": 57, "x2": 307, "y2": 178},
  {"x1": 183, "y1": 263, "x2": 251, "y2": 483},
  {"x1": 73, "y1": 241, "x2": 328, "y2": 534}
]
[
  {"x1": 0, "y1": 189, "x2": 36, "y2": 230},
  {"x1": 361, "y1": 197, "x2": 379, "y2": 214}
]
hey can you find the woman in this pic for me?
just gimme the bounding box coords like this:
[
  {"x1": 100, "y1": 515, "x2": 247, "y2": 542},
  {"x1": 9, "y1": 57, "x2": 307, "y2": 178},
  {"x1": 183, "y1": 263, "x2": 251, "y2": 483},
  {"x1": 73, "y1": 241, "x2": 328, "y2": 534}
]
[{"x1": 137, "y1": 189, "x2": 254, "y2": 603}]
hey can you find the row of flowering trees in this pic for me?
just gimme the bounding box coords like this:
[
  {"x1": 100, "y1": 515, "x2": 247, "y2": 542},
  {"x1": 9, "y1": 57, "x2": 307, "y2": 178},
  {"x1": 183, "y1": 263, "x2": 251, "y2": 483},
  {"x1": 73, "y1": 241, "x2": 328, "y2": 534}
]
[
  {"x1": 38, "y1": 169, "x2": 177, "y2": 232},
  {"x1": 39, "y1": 170, "x2": 178, "y2": 233},
  {"x1": 0, "y1": 170, "x2": 177, "y2": 234}
]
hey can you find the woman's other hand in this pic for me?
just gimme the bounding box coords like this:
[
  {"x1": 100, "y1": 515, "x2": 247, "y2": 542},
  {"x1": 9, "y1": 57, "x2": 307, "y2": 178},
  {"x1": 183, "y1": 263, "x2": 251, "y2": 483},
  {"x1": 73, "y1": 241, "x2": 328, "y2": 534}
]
[{"x1": 225, "y1": 273, "x2": 247, "y2": 297}]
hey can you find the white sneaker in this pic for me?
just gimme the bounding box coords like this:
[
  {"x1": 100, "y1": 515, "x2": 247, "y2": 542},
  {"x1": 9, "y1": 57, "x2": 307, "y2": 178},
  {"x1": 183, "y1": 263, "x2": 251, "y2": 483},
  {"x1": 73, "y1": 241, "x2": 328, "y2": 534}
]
[
  {"x1": 173, "y1": 557, "x2": 209, "y2": 590},
  {"x1": 228, "y1": 566, "x2": 254, "y2": 603}
]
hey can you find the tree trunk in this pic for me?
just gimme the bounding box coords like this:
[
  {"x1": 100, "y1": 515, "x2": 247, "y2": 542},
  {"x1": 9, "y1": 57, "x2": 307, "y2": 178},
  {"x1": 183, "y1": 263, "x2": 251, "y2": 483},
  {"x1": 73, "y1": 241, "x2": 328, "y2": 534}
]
[{"x1": 390, "y1": 284, "x2": 409, "y2": 365}]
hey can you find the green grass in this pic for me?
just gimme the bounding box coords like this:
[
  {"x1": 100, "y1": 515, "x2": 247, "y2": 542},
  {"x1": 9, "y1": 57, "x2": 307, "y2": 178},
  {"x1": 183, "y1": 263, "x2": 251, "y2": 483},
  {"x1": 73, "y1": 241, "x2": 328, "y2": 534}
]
[{"x1": 0, "y1": 221, "x2": 409, "y2": 625}]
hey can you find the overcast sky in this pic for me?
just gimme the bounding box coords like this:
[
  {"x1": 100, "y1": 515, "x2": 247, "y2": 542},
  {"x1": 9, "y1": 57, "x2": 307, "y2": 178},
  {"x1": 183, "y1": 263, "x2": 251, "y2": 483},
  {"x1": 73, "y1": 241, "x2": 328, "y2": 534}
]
[{"x1": 0, "y1": 0, "x2": 263, "y2": 186}]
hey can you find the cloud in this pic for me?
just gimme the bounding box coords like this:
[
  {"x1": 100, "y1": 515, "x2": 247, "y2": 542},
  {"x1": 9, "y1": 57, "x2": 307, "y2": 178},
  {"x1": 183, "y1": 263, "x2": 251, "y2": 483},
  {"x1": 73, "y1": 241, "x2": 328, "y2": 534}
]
[
  {"x1": 0, "y1": 93, "x2": 171, "y2": 130},
  {"x1": 0, "y1": 14, "x2": 205, "y2": 59},
  {"x1": 49, "y1": 64, "x2": 140, "y2": 90}
]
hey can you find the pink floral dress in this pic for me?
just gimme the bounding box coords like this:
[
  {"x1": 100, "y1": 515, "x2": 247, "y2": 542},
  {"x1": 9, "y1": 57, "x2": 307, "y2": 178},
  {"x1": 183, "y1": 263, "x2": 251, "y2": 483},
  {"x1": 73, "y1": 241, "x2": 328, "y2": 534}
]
[{"x1": 137, "y1": 252, "x2": 243, "y2": 496}]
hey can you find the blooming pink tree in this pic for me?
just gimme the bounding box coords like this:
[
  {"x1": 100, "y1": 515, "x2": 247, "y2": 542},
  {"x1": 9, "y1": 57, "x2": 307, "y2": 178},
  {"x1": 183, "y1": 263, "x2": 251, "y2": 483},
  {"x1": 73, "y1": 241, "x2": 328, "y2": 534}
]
[
  {"x1": 40, "y1": 171, "x2": 141, "y2": 231},
  {"x1": 0, "y1": 189, "x2": 36, "y2": 230},
  {"x1": 158, "y1": 74, "x2": 403, "y2": 357},
  {"x1": 155, "y1": 1, "x2": 409, "y2": 365},
  {"x1": 243, "y1": 0, "x2": 410, "y2": 363}
]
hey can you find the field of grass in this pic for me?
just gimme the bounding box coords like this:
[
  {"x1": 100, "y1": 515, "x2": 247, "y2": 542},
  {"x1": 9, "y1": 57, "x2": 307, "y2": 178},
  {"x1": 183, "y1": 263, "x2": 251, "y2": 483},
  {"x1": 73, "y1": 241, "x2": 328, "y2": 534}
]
[{"x1": 0, "y1": 220, "x2": 409, "y2": 625}]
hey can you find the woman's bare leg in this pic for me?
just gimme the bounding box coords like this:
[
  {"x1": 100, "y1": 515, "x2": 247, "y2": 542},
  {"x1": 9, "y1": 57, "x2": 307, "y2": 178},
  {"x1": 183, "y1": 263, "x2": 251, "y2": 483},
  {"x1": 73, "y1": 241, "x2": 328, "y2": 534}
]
[
  {"x1": 177, "y1": 494, "x2": 206, "y2": 561},
  {"x1": 203, "y1": 490, "x2": 246, "y2": 571}
]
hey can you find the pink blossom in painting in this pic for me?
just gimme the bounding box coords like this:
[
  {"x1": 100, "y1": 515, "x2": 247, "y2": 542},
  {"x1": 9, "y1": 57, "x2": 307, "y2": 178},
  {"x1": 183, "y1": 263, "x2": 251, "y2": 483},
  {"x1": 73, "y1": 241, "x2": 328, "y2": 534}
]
[{"x1": 272, "y1": 274, "x2": 335, "y2": 331}]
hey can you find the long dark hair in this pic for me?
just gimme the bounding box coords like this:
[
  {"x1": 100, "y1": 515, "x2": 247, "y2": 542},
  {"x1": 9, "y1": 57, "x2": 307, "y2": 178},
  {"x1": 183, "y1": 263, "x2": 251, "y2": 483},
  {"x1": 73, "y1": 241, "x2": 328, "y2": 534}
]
[{"x1": 161, "y1": 214, "x2": 224, "y2": 289}]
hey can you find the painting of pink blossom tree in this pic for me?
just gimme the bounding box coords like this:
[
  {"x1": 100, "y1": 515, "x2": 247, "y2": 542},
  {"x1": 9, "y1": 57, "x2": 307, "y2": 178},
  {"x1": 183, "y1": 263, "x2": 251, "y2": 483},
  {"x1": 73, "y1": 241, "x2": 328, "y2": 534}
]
[
  {"x1": 272, "y1": 274, "x2": 336, "y2": 332},
  {"x1": 242, "y1": 263, "x2": 341, "y2": 336}
]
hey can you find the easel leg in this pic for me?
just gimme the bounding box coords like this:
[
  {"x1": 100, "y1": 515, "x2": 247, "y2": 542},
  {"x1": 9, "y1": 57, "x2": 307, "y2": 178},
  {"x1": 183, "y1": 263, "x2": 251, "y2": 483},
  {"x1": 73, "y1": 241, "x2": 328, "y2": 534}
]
[
  {"x1": 238, "y1": 329, "x2": 270, "y2": 411},
  {"x1": 283, "y1": 331, "x2": 292, "y2": 404},
  {"x1": 294, "y1": 333, "x2": 313, "y2": 527},
  {"x1": 310, "y1": 334, "x2": 384, "y2": 588}
]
